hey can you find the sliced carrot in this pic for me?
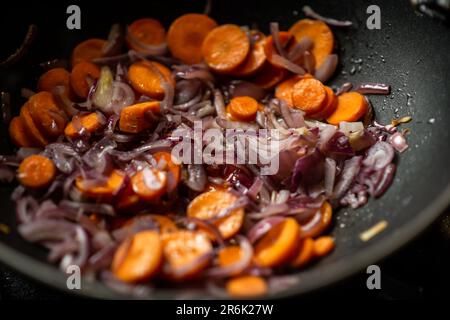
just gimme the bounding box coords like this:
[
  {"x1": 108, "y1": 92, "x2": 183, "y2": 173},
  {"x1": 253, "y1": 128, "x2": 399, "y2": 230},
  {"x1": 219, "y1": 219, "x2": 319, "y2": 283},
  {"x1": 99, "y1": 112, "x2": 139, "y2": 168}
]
[
  {"x1": 230, "y1": 32, "x2": 266, "y2": 77},
  {"x1": 148, "y1": 215, "x2": 178, "y2": 234},
  {"x1": 112, "y1": 230, "x2": 162, "y2": 283},
  {"x1": 119, "y1": 101, "x2": 160, "y2": 133},
  {"x1": 300, "y1": 201, "x2": 333, "y2": 238},
  {"x1": 226, "y1": 275, "x2": 268, "y2": 298},
  {"x1": 27, "y1": 91, "x2": 67, "y2": 138},
  {"x1": 131, "y1": 167, "x2": 167, "y2": 201},
  {"x1": 275, "y1": 74, "x2": 313, "y2": 106},
  {"x1": 308, "y1": 86, "x2": 337, "y2": 120},
  {"x1": 20, "y1": 103, "x2": 50, "y2": 147},
  {"x1": 187, "y1": 190, "x2": 245, "y2": 240},
  {"x1": 162, "y1": 230, "x2": 212, "y2": 281},
  {"x1": 290, "y1": 237, "x2": 315, "y2": 268},
  {"x1": 226, "y1": 96, "x2": 259, "y2": 122},
  {"x1": 153, "y1": 151, "x2": 181, "y2": 191},
  {"x1": 253, "y1": 217, "x2": 300, "y2": 268},
  {"x1": 115, "y1": 183, "x2": 142, "y2": 211},
  {"x1": 218, "y1": 245, "x2": 244, "y2": 268},
  {"x1": 18, "y1": 155, "x2": 56, "y2": 189},
  {"x1": 292, "y1": 78, "x2": 327, "y2": 115},
  {"x1": 76, "y1": 169, "x2": 126, "y2": 199},
  {"x1": 264, "y1": 31, "x2": 294, "y2": 68},
  {"x1": 64, "y1": 112, "x2": 104, "y2": 138},
  {"x1": 313, "y1": 236, "x2": 335, "y2": 257},
  {"x1": 289, "y1": 19, "x2": 334, "y2": 68},
  {"x1": 9, "y1": 116, "x2": 34, "y2": 148},
  {"x1": 326, "y1": 91, "x2": 368, "y2": 125},
  {"x1": 251, "y1": 62, "x2": 288, "y2": 90},
  {"x1": 202, "y1": 24, "x2": 250, "y2": 73},
  {"x1": 167, "y1": 13, "x2": 218, "y2": 64},
  {"x1": 128, "y1": 60, "x2": 175, "y2": 100},
  {"x1": 71, "y1": 38, "x2": 107, "y2": 66},
  {"x1": 37, "y1": 68, "x2": 72, "y2": 99},
  {"x1": 126, "y1": 18, "x2": 166, "y2": 52},
  {"x1": 70, "y1": 62, "x2": 101, "y2": 99}
]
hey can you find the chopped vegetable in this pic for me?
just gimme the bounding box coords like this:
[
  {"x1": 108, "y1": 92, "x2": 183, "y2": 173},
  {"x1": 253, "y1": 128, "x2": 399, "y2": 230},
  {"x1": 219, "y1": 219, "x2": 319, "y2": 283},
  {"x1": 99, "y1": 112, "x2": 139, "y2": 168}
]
[
  {"x1": 18, "y1": 155, "x2": 56, "y2": 189},
  {"x1": 70, "y1": 62, "x2": 101, "y2": 99},
  {"x1": 226, "y1": 275, "x2": 268, "y2": 298},
  {"x1": 226, "y1": 96, "x2": 259, "y2": 122},
  {"x1": 292, "y1": 78, "x2": 327, "y2": 114},
  {"x1": 71, "y1": 38, "x2": 107, "y2": 66},
  {"x1": 64, "y1": 112, "x2": 104, "y2": 138},
  {"x1": 119, "y1": 101, "x2": 160, "y2": 133},
  {"x1": 326, "y1": 91, "x2": 368, "y2": 124}
]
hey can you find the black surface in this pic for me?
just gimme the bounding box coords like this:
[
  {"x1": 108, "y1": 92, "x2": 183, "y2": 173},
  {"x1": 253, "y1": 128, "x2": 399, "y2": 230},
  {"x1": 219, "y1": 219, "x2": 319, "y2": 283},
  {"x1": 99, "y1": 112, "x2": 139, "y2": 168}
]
[{"x1": 0, "y1": 0, "x2": 449, "y2": 299}]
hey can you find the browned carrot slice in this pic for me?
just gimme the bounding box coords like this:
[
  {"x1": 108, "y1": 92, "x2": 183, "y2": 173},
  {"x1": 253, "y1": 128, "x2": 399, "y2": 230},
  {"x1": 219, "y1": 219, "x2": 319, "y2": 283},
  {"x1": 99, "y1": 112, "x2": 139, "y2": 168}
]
[
  {"x1": 131, "y1": 167, "x2": 167, "y2": 201},
  {"x1": 218, "y1": 245, "x2": 244, "y2": 268},
  {"x1": 226, "y1": 96, "x2": 259, "y2": 122},
  {"x1": 308, "y1": 86, "x2": 337, "y2": 120},
  {"x1": 37, "y1": 68, "x2": 72, "y2": 99},
  {"x1": 76, "y1": 169, "x2": 126, "y2": 199},
  {"x1": 251, "y1": 62, "x2": 288, "y2": 90},
  {"x1": 292, "y1": 78, "x2": 327, "y2": 115},
  {"x1": 9, "y1": 116, "x2": 35, "y2": 148},
  {"x1": 313, "y1": 236, "x2": 335, "y2": 257},
  {"x1": 187, "y1": 190, "x2": 245, "y2": 240},
  {"x1": 115, "y1": 183, "x2": 142, "y2": 211},
  {"x1": 126, "y1": 18, "x2": 166, "y2": 52},
  {"x1": 162, "y1": 230, "x2": 213, "y2": 281},
  {"x1": 27, "y1": 91, "x2": 67, "y2": 138},
  {"x1": 64, "y1": 112, "x2": 104, "y2": 138},
  {"x1": 290, "y1": 237, "x2": 315, "y2": 268},
  {"x1": 300, "y1": 201, "x2": 333, "y2": 239},
  {"x1": 18, "y1": 155, "x2": 56, "y2": 189},
  {"x1": 254, "y1": 217, "x2": 300, "y2": 268},
  {"x1": 289, "y1": 19, "x2": 334, "y2": 68},
  {"x1": 230, "y1": 32, "x2": 267, "y2": 77},
  {"x1": 112, "y1": 230, "x2": 162, "y2": 282},
  {"x1": 119, "y1": 101, "x2": 160, "y2": 133},
  {"x1": 167, "y1": 13, "x2": 218, "y2": 64},
  {"x1": 153, "y1": 151, "x2": 181, "y2": 191},
  {"x1": 20, "y1": 103, "x2": 50, "y2": 147},
  {"x1": 70, "y1": 61, "x2": 101, "y2": 99},
  {"x1": 226, "y1": 275, "x2": 268, "y2": 298},
  {"x1": 264, "y1": 31, "x2": 294, "y2": 68},
  {"x1": 148, "y1": 215, "x2": 178, "y2": 234},
  {"x1": 326, "y1": 91, "x2": 368, "y2": 125},
  {"x1": 71, "y1": 38, "x2": 107, "y2": 66},
  {"x1": 202, "y1": 24, "x2": 250, "y2": 73},
  {"x1": 128, "y1": 60, "x2": 175, "y2": 100},
  {"x1": 275, "y1": 74, "x2": 313, "y2": 106}
]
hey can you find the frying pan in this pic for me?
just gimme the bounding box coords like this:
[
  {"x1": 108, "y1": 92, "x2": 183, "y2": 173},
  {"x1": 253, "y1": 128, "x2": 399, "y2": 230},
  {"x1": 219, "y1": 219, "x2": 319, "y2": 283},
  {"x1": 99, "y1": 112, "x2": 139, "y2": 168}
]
[{"x1": 0, "y1": 0, "x2": 449, "y2": 299}]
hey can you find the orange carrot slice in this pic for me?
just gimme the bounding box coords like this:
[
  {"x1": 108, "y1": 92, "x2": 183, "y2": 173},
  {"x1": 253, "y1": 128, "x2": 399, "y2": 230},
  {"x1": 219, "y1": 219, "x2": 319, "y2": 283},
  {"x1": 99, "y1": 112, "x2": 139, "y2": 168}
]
[
  {"x1": 71, "y1": 38, "x2": 107, "y2": 66},
  {"x1": 37, "y1": 68, "x2": 72, "y2": 99},
  {"x1": 308, "y1": 86, "x2": 337, "y2": 120},
  {"x1": 131, "y1": 167, "x2": 167, "y2": 201},
  {"x1": 264, "y1": 31, "x2": 294, "y2": 68},
  {"x1": 290, "y1": 237, "x2": 315, "y2": 268},
  {"x1": 292, "y1": 78, "x2": 327, "y2": 114},
  {"x1": 18, "y1": 155, "x2": 56, "y2": 189},
  {"x1": 64, "y1": 112, "x2": 104, "y2": 138},
  {"x1": 119, "y1": 101, "x2": 160, "y2": 133},
  {"x1": 226, "y1": 275, "x2": 268, "y2": 298},
  {"x1": 153, "y1": 151, "x2": 181, "y2": 191},
  {"x1": 226, "y1": 96, "x2": 259, "y2": 122},
  {"x1": 326, "y1": 91, "x2": 368, "y2": 125},
  {"x1": 70, "y1": 61, "x2": 101, "y2": 99},
  {"x1": 76, "y1": 169, "x2": 126, "y2": 199},
  {"x1": 126, "y1": 18, "x2": 166, "y2": 52},
  {"x1": 9, "y1": 116, "x2": 34, "y2": 148},
  {"x1": 275, "y1": 74, "x2": 313, "y2": 106},
  {"x1": 313, "y1": 236, "x2": 335, "y2": 257},
  {"x1": 251, "y1": 62, "x2": 288, "y2": 90},
  {"x1": 300, "y1": 201, "x2": 333, "y2": 239},
  {"x1": 230, "y1": 32, "x2": 267, "y2": 77},
  {"x1": 20, "y1": 103, "x2": 49, "y2": 147}
]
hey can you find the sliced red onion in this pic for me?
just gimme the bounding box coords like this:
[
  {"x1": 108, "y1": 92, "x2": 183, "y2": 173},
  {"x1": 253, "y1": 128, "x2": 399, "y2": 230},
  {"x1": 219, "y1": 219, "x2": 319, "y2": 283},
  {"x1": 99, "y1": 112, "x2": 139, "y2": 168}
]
[
  {"x1": 60, "y1": 200, "x2": 116, "y2": 216},
  {"x1": 339, "y1": 121, "x2": 364, "y2": 135},
  {"x1": 216, "y1": 117, "x2": 259, "y2": 130},
  {"x1": 246, "y1": 216, "x2": 285, "y2": 244},
  {"x1": 270, "y1": 22, "x2": 288, "y2": 58},
  {"x1": 271, "y1": 53, "x2": 306, "y2": 75},
  {"x1": 174, "y1": 64, "x2": 214, "y2": 82},
  {"x1": 303, "y1": 51, "x2": 315, "y2": 74},
  {"x1": 374, "y1": 163, "x2": 396, "y2": 197},
  {"x1": 102, "y1": 24, "x2": 124, "y2": 57},
  {"x1": 126, "y1": 27, "x2": 167, "y2": 56},
  {"x1": 247, "y1": 203, "x2": 289, "y2": 220},
  {"x1": 279, "y1": 99, "x2": 306, "y2": 128},
  {"x1": 108, "y1": 81, "x2": 135, "y2": 115},
  {"x1": 388, "y1": 132, "x2": 409, "y2": 153},
  {"x1": 52, "y1": 86, "x2": 80, "y2": 116},
  {"x1": 314, "y1": 54, "x2": 338, "y2": 83},
  {"x1": 291, "y1": 149, "x2": 324, "y2": 189},
  {"x1": 213, "y1": 196, "x2": 249, "y2": 220},
  {"x1": 302, "y1": 5, "x2": 353, "y2": 27},
  {"x1": 183, "y1": 164, "x2": 207, "y2": 192},
  {"x1": 88, "y1": 243, "x2": 117, "y2": 271},
  {"x1": 324, "y1": 157, "x2": 336, "y2": 197},
  {"x1": 16, "y1": 196, "x2": 38, "y2": 223},
  {"x1": 324, "y1": 131, "x2": 354, "y2": 156},
  {"x1": 355, "y1": 83, "x2": 391, "y2": 95},
  {"x1": 48, "y1": 239, "x2": 79, "y2": 263},
  {"x1": 183, "y1": 217, "x2": 225, "y2": 246},
  {"x1": 18, "y1": 219, "x2": 75, "y2": 242},
  {"x1": 213, "y1": 89, "x2": 227, "y2": 119},
  {"x1": 288, "y1": 37, "x2": 313, "y2": 62},
  {"x1": 246, "y1": 177, "x2": 263, "y2": 200},
  {"x1": 229, "y1": 81, "x2": 266, "y2": 101},
  {"x1": 112, "y1": 139, "x2": 172, "y2": 162},
  {"x1": 336, "y1": 82, "x2": 353, "y2": 96},
  {"x1": 333, "y1": 156, "x2": 362, "y2": 199},
  {"x1": 363, "y1": 141, "x2": 395, "y2": 170},
  {"x1": 70, "y1": 226, "x2": 89, "y2": 267},
  {"x1": 163, "y1": 251, "x2": 213, "y2": 280},
  {"x1": 0, "y1": 24, "x2": 37, "y2": 67}
]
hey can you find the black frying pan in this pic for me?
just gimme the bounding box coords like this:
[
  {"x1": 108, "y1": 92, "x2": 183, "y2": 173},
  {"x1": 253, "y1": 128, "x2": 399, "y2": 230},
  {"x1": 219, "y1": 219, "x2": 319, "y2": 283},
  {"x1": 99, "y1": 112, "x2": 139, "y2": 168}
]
[{"x1": 0, "y1": 0, "x2": 449, "y2": 299}]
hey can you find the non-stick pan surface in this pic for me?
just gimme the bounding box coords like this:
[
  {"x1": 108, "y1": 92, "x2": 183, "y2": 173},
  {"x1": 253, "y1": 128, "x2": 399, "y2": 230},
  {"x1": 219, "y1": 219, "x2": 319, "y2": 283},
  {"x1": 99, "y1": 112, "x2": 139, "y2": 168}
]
[{"x1": 0, "y1": 0, "x2": 449, "y2": 299}]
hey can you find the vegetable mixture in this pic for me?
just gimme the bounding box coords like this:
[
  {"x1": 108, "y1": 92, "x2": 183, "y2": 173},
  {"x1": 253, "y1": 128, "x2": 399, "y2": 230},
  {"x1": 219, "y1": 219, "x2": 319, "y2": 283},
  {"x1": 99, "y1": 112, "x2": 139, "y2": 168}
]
[{"x1": 0, "y1": 6, "x2": 408, "y2": 298}]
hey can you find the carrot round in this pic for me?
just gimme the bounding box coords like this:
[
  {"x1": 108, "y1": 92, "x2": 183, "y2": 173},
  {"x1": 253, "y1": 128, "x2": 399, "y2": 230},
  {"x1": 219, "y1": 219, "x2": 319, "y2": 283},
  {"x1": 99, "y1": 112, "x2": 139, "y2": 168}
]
[
  {"x1": 264, "y1": 31, "x2": 294, "y2": 68},
  {"x1": 9, "y1": 116, "x2": 34, "y2": 148},
  {"x1": 162, "y1": 230, "x2": 213, "y2": 281},
  {"x1": 128, "y1": 60, "x2": 174, "y2": 100},
  {"x1": 148, "y1": 215, "x2": 178, "y2": 234},
  {"x1": 37, "y1": 68, "x2": 72, "y2": 99},
  {"x1": 71, "y1": 38, "x2": 107, "y2": 66},
  {"x1": 251, "y1": 62, "x2": 287, "y2": 90},
  {"x1": 64, "y1": 112, "x2": 104, "y2": 138},
  {"x1": 167, "y1": 13, "x2": 218, "y2": 64},
  {"x1": 112, "y1": 230, "x2": 162, "y2": 283},
  {"x1": 230, "y1": 32, "x2": 266, "y2": 77},
  {"x1": 275, "y1": 74, "x2": 313, "y2": 106},
  {"x1": 115, "y1": 183, "x2": 142, "y2": 211},
  {"x1": 70, "y1": 62, "x2": 101, "y2": 99},
  {"x1": 119, "y1": 101, "x2": 160, "y2": 133},
  {"x1": 126, "y1": 18, "x2": 166, "y2": 52},
  {"x1": 28, "y1": 91, "x2": 67, "y2": 138},
  {"x1": 308, "y1": 86, "x2": 337, "y2": 120},
  {"x1": 326, "y1": 91, "x2": 368, "y2": 125},
  {"x1": 226, "y1": 96, "x2": 259, "y2": 122},
  {"x1": 153, "y1": 151, "x2": 181, "y2": 191},
  {"x1": 76, "y1": 169, "x2": 126, "y2": 199},
  {"x1": 313, "y1": 236, "x2": 335, "y2": 257},
  {"x1": 202, "y1": 24, "x2": 250, "y2": 73},
  {"x1": 18, "y1": 155, "x2": 56, "y2": 189},
  {"x1": 292, "y1": 78, "x2": 327, "y2": 115},
  {"x1": 20, "y1": 103, "x2": 50, "y2": 147},
  {"x1": 253, "y1": 217, "x2": 300, "y2": 268},
  {"x1": 300, "y1": 201, "x2": 333, "y2": 239},
  {"x1": 218, "y1": 245, "x2": 244, "y2": 268},
  {"x1": 226, "y1": 275, "x2": 268, "y2": 298},
  {"x1": 187, "y1": 190, "x2": 245, "y2": 240},
  {"x1": 131, "y1": 167, "x2": 167, "y2": 201},
  {"x1": 289, "y1": 19, "x2": 334, "y2": 68},
  {"x1": 290, "y1": 237, "x2": 314, "y2": 268}
]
